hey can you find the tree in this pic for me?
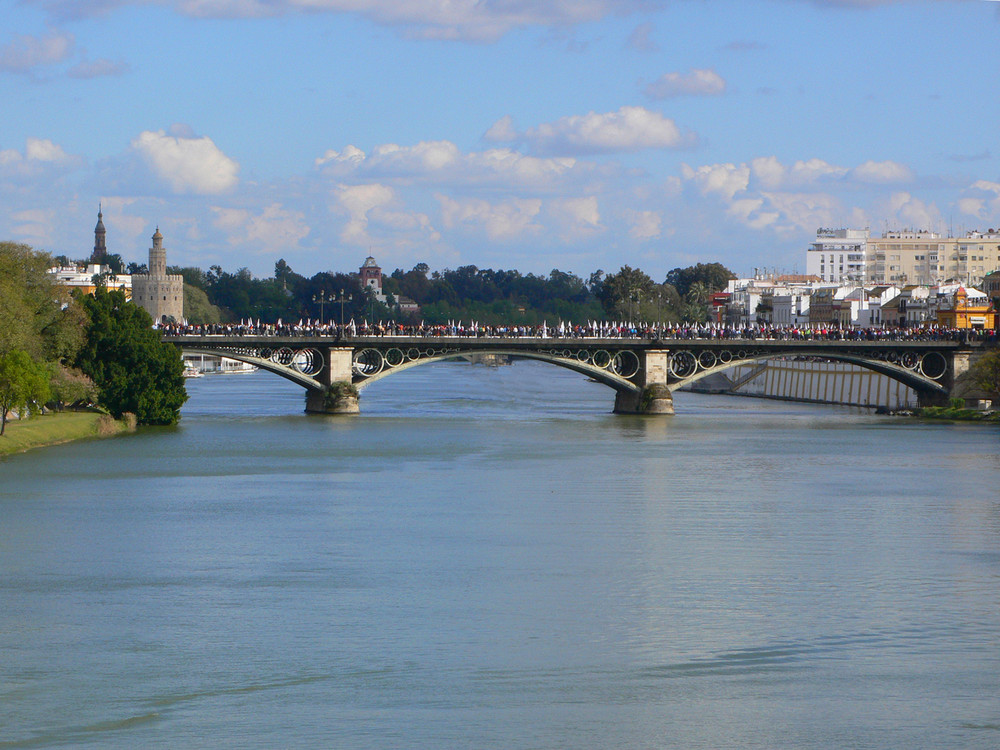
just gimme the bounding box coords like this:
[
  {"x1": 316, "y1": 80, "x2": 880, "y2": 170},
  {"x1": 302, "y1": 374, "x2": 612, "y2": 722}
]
[
  {"x1": 183, "y1": 284, "x2": 223, "y2": 325},
  {"x1": 597, "y1": 266, "x2": 656, "y2": 319},
  {"x1": 968, "y1": 349, "x2": 1000, "y2": 404},
  {"x1": 74, "y1": 288, "x2": 187, "y2": 425},
  {"x1": 665, "y1": 263, "x2": 736, "y2": 299},
  {"x1": 47, "y1": 362, "x2": 98, "y2": 410},
  {"x1": 0, "y1": 242, "x2": 87, "y2": 362},
  {"x1": 0, "y1": 350, "x2": 50, "y2": 436}
]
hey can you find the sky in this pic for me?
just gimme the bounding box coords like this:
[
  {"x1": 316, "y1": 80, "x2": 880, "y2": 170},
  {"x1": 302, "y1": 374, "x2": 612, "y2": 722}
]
[{"x1": 2, "y1": 0, "x2": 999, "y2": 281}]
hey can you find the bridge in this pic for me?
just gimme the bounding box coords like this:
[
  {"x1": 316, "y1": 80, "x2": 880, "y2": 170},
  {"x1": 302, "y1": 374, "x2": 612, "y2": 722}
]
[{"x1": 166, "y1": 333, "x2": 986, "y2": 415}]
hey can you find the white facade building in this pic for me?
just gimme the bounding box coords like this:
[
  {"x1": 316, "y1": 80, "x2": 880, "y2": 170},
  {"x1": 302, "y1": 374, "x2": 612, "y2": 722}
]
[
  {"x1": 806, "y1": 227, "x2": 1000, "y2": 286},
  {"x1": 805, "y1": 229, "x2": 870, "y2": 283}
]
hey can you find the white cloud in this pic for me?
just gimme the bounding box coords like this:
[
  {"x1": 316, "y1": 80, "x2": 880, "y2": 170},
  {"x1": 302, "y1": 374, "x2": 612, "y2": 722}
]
[
  {"x1": 789, "y1": 158, "x2": 848, "y2": 184},
  {"x1": 212, "y1": 203, "x2": 310, "y2": 249},
  {"x1": 25, "y1": 138, "x2": 73, "y2": 163},
  {"x1": 624, "y1": 209, "x2": 662, "y2": 240},
  {"x1": 131, "y1": 129, "x2": 239, "y2": 194},
  {"x1": 645, "y1": 68, "x2": 726, "y2": 99},
  {"x1": 333, "y1": 183, "x2": 395, "y2": 244},
  {"x1": 368, "y1": 140, "x2": 461, "y2": 173},
  {"x1": 750, "y1": 156, "x2": 786, "y2": 190},
  {"x1": 0, "y1": 30, "x2": 74, "y2": 73},
  {"x1": 172, "y1": 0, "x2": 655, "y2": 42},
  {"x1": 548, "y1": 196, "x2": 603, "y2": 241},
  {"x1": 960, "y1": 180, "x2": 1000, "y2": 220},
  {"x1": 958, "y1": 198, "x2": 985, "y2": 218},
  {"x1": 757, "y1": 192, "x2": 844, "y2": 233},
  {"x1": 316, "y1": 140, "x2": 581, "y2": 191},
  {"x1": 438, "y1": 195, "x2": 542, "y2": 240},
  {"x1": 883, "y1": 192, "x2": 940, "y2": 230},
  {"x1": 0, "y1": 138, "x2": 83, "y2": 179},
  {"x1": 852, "y1": 160, "x2": 913, "y2": 184},
  {"x1": 682, "y1": 162, "x2": 750, "y2": 201},
  {"x1": 483, "y1": 115, "x2": 518, "y2": 143},
  {"x1": 518, "y1": 106, "x2": 695, "y2": 155}
]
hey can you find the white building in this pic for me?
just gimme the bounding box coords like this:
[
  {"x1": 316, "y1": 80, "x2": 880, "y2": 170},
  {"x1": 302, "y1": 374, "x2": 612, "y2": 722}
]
[
  {"x1": 806, "y1": 227, "x2": 1000, "y2": 286},
  {"x1": 49, "y1": 264, "x2": 131, "y2": 298},
  {"x1": 806, "y1": 228, "x2": 869, "y2": 283}
]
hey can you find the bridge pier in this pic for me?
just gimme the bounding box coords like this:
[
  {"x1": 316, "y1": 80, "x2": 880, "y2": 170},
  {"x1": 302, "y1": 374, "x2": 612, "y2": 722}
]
[
  {"x1": 613, "y1": 350, "x2": 674, "y2": 415},
  {"x1": 305, "y1": 347, "x2": 359, "y2": 415}
]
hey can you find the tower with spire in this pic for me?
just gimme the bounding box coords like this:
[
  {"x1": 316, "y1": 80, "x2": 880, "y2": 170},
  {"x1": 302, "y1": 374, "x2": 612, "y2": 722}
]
[{"x1": 91, "y1": 205, "x2": 107, "y2": 264}]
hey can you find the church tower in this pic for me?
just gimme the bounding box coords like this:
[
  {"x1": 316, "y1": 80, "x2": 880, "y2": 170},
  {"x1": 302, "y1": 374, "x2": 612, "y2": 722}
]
[
  {"x1": 360, "y1": 256, "x2": 382, "y2": 295},
  {"x1": 91, "y1": 205, "x2": 107, "y2": 264}
]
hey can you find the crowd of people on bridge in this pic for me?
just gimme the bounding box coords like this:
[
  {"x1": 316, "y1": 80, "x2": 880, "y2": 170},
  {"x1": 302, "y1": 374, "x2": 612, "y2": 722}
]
[{"x1": 158, "y1": 319, "x2": 998, "y2": 344}]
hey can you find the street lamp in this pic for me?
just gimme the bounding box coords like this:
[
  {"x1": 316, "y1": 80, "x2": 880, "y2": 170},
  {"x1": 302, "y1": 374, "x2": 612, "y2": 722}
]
[
  {"x1": 312, "y1": 290, "x2": 334, "y2": 325},
  {"x1": 335, "y1": 289, "x2": 352, "y2": 328}
]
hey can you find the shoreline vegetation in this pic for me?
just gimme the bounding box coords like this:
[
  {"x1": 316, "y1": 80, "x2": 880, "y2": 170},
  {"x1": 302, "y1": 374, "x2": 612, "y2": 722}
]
[
  {"x1": 0, "y1": 409, "x2": 138, "y2": 457},
  {"x1": 917, "y1": 405, "x2": 1000, "y2": 423}
]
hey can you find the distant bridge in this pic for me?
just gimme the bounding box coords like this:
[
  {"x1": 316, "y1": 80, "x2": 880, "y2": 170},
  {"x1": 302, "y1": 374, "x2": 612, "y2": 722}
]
[{"x1": 166, "y1": 334, "x2": 985, "y2": 415}]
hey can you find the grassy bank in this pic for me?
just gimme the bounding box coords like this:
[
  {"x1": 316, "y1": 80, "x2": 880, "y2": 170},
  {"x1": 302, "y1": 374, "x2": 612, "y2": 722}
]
[
  {"x1": 0, "y1": 410, "x2": 137, "y2": 457},
  {"x1": 918, "y1": 406, "x2": 1000, "y2": 423}
]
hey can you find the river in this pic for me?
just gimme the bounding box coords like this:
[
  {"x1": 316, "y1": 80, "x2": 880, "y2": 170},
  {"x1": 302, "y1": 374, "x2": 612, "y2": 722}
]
[{"x1": 2, "y1": 362, "x2": 999, "y2": 748}]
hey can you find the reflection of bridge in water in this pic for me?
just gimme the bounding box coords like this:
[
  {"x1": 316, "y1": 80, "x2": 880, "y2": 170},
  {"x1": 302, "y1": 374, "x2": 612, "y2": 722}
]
[{"x1": 166, "y1": 334, "x2": 985, "y2": 415}]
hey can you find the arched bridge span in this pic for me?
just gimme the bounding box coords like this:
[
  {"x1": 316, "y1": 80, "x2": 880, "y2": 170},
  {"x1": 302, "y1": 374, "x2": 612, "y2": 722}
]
[{"x1": 169, "y1": 334, "x2": 970, "y2": 415}]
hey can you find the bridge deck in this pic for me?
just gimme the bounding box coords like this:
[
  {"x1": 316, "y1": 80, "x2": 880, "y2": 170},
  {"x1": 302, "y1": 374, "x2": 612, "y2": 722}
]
[{"x1": 166, "y1": 334, "x2": 967, "y2": 352}]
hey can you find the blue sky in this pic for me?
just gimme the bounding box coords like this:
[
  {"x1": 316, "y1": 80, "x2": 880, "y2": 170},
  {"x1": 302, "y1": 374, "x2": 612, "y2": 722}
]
[{"x1": 2, "y1": 0, "x2": 999, "y2": 281}]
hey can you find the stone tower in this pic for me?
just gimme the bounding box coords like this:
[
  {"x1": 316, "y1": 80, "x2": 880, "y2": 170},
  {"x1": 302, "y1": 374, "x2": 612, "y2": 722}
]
[
  {"x1": 91, "y1": 205, "x2": 107, "y2": 264},
  {"x1": 360, "y1": 255, "x2": 382, "y2": 295},
  {"x1": 131, "y1": 227, "x2": 185, "y2": 325}
]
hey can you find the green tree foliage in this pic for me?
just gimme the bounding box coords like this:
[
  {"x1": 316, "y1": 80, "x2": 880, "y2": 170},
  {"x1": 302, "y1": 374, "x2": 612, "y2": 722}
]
[
  {"x1": 168, "y1": 265, "x2": 210, "y2": 290},
  {"x1": 192, "y1": 257, "x2": 738, "y2": 327},
  {"x1": 183, "y1": 284, "x2": 223, "y2": 325},
  {"x1": 597, "y1": 266, "x2": 657, "y2": 320},
  {"x1": 665, "y1": 263, "x2": 736, "y2": 299},
  {"x1": 0, "y1": 242, "x2": 87, "y2": 361},
  {"x1": 0, "y1": 349, "x2": 51, "y2": 435},
  {"x1": 968, "y1": 349, "x2": 1000, "y2": 403},
  {"x1": 47, "y1": 362, "x2": 98, "y2": 410},
  {"x1": 74, "y1": 288, "x2": 187, "y2": 425}
]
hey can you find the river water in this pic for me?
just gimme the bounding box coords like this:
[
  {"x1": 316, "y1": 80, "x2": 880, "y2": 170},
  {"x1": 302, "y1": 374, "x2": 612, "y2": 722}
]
[{"x1": 2, "y1": 362, "x2": 999, "y2": 748}]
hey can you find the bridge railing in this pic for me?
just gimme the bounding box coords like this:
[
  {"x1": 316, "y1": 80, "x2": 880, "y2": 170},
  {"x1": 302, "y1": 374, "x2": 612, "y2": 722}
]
[{"x1": 161, "y1": 323, "x2": 997, "y2": 345}]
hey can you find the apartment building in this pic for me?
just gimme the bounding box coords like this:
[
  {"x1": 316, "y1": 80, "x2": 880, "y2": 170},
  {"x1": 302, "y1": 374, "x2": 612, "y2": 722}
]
[{"x1": 806, "y1": 228, "x2": 1000, "y2": 286}]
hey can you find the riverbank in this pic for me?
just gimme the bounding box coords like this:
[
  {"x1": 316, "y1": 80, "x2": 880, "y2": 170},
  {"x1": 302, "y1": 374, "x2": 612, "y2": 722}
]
[
  {"x1": 0, "y1": 410, "x2": 137, "y2": 457},
  {"x1": 917, "y1": 405, "x2": 1000, "y2": 423}
]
